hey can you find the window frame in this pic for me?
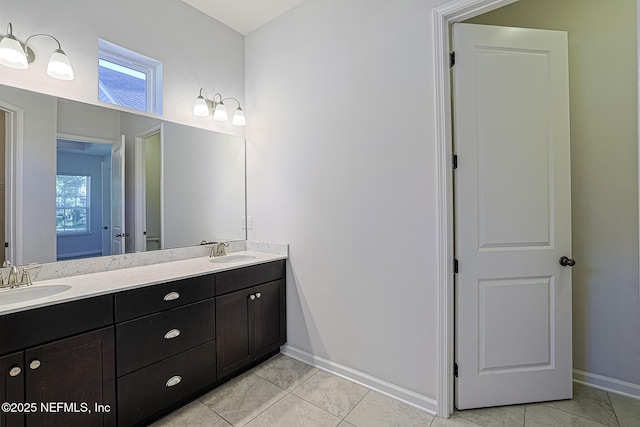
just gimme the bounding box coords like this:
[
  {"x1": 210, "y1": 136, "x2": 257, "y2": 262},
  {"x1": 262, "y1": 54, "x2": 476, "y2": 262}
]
[{"x1": 98, "y1": 39, "x2": 163, "y2": 114}]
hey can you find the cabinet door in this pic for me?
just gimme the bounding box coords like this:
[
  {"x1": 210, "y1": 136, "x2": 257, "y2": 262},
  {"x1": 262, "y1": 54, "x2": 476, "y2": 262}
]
[
  {"x1": 1, "y1": 352, "x2": 25, "y2": 427},
  {"x1": 216, "y1": 288, "x2": 254, "y2": 378},
  {"x1": 25, "y1": 327, "x2": 115, "y2": 427},
  {"x1": 254, "y1": 279, "x2": 286, "y2": 359}
]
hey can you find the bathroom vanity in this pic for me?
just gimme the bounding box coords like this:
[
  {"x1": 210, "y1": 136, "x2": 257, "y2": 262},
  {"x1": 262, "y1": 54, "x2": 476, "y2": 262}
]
[{"x1": 0, "y1": 252, "x2": 286, "y2": 427}]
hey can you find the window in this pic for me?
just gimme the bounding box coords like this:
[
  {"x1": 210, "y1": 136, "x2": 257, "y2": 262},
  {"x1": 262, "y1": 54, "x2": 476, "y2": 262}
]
[
  {"x1": 98, "y1": 39, "x2": 163, "y2": 114},
  {"x1": 56, "y1": 175, "x2": 90, "y2": 234}
]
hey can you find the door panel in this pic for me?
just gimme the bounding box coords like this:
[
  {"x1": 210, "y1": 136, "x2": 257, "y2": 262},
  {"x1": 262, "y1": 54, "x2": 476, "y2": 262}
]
[
  {"x1": 111, "y1": 135, "x2": 125, "y2": 255},
  {"x1": 453, "y1": 23, "x2": 572, "y2": 409}
]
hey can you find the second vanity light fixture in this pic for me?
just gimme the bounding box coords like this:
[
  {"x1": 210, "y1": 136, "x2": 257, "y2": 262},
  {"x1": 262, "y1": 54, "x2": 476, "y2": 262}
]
[
  {"x1": 0, "y1": 22, "x2": 75, "y2": 80},
  {"x1": 193, "y1": 88, "x2": 246, "y2": 126}
]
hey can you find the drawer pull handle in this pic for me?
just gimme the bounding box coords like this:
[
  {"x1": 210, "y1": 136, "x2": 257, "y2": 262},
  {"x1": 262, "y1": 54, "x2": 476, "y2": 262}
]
[
  {"x1": 9, "y1": 366, "x2": 21, "y2": 377},
  {"x1": 249, "y1": 294, "x2": 256, "y2": 301},
  {"x1": 256, "y1": 292, "x2": 262, "y2": 299},
  {"x1": 166, "y1": 375, "x2": 182, "y2": 387},
  {"x1": 164, "y1": 329, "x2": 181, "y2": 339},
  {"x1": 29, "y1": 360, "x2": 41, "y2": 370},
  {"x1": 164, "y1": 292, "x2": 180, "y2": 301}
]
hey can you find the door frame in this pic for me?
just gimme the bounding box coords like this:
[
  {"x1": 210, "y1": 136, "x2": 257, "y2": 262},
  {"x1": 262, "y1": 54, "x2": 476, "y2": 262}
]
[
  {"x1": 0, "y1": 101, "x2": 23, "y2": 265},
  {"x1": 56, "y1": 132, "x2": 119, "y2": 258},
  {"x1": 431, "y1": 0, "x2": 640, "y2": 418},
  {"x1": 134, "y1": 124, "x2": 162, "y2": 252}
]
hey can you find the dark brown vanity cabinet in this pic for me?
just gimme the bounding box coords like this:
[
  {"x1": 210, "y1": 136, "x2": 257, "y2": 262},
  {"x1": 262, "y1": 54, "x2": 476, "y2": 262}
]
[
  {"x1": 0, "y1": 296, "x2": 115, "y2": 427},
  {"x1": 0, "y1": 258, "x2": 286, "y2": 427},
  {"x1": 1, "y1": 352, "x2": 25, "y2": 427},
  {"x1": 215, "y1": 261, "x2": 286, "y2": 379},
  {"x1": 115, "y1": 274, "x2": 217, "y2": 427}
]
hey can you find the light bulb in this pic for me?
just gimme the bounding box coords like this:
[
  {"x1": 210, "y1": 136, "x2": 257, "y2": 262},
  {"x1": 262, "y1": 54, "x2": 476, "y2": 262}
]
[
  {"x1": 232, "y1": 107, "x2": 246, "y2": 126},
  {"x1": 47, "y1": 49, "x2": 74, "y2": 80},
  {"x1": 213, "y1": 102, "x2": 228, "y2": 121},
  {"x1": 0, "y1": 34, "x2": 28, "y2": 69},
  {"x1": 193, "y1": 95, "x2": 209, "y2": 116}
]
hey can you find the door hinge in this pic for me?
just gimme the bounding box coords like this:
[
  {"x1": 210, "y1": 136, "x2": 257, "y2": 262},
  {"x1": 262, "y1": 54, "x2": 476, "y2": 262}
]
[
  {"x1": 453, "y1": 154, "x2": 458, "y2": 169},
  {"x1": 454, "y1": 362, "x2": 459, "y2": 377},
  {"x1": 454, "y1": 259, "x2": 459, "y2": 274},
  {"x1": 4, "y1": 242, "x2": 7, "y2": 248},
  {"x1": 450, "y1": 51, "x2": 456, "y2": 67}
]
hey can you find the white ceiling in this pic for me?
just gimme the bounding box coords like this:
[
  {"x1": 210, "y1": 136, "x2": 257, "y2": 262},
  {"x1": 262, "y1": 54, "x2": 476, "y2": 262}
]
[{"x1": 182, "y1": 0, "x2": 307, "y2": 35}]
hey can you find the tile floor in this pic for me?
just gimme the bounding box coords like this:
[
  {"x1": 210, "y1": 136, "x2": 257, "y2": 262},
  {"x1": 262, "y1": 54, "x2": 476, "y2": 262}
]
[{"x1": 151, "y1": 354, "x2": 640, "y2": 427}]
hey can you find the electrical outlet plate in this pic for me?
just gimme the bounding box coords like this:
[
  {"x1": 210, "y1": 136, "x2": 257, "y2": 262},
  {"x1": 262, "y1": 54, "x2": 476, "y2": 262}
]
[{"x1": 241, "y1": 216, "x2": 254, "y2": 230}]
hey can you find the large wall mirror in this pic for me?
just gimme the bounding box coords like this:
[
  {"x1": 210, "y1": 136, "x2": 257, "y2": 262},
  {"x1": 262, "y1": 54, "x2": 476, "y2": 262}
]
[{"x1": 0, "y1": 83, "x2": 246, "y2": 265}]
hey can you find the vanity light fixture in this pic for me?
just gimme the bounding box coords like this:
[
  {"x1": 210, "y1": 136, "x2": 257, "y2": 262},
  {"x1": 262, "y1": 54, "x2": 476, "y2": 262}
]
[
  {"x1": 0, "y1": 22, "x2": 75, "y2": 80},
  {"x1": 193, "y1": 88, "x2": 246, "y2": 126}
]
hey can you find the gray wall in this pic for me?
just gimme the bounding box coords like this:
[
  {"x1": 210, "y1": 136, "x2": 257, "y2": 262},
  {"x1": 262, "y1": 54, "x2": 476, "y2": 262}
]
[{"x1": 246, "y1": 0, "x2": 439, "y2": 403}]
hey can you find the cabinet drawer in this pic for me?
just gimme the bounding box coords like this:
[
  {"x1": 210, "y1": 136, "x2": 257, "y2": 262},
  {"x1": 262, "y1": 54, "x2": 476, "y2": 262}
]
[
  {"x1": 116, "y1": 299, "x2": 215, "y2": 376},
  {"x1": 215, "y1": 260, "x2": 285, "y2": 296},
  {"x1": 0, "y1": 295, "x2": 113, "y2": 355},
  {"x1": 117, "y1": 340, "x2": 216, "y2": 427},
  {"x1": 115, "y1": 274, "x2": 214, "y2": 322}
]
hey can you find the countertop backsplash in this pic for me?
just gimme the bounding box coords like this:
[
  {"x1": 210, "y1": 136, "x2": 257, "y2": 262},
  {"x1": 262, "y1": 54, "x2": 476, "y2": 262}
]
[{"x1": 11, "y1": 241, "x2": 288, "y2": 283}]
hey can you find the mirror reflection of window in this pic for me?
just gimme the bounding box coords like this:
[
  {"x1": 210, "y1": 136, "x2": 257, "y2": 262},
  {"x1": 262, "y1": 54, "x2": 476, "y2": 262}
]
[
  {"x1": 56, "y1": 174, "x2": 90, "y2": 233},
  {"x1": 56, "y1": 140, "x2": 113, "y2": 261}
]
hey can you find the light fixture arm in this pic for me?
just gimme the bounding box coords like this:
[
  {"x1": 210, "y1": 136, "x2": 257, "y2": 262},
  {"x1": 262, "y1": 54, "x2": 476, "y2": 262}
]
[{"x1": 24, "y1": 33, "x2": 63, "y2": 52}]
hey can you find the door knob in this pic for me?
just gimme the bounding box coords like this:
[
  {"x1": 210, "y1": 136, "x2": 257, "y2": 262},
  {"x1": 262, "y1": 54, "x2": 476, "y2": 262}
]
[{"x1": 559, "y1": 256, "x2": 576, "y2": 267}]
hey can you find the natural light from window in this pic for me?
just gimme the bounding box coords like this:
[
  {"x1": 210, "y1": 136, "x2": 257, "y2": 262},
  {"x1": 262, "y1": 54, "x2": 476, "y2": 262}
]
[
  {"x1": 56, "y1": 175, "x2": 90, "y2": 234},
  {"x1": 98, "y1": 39, "x2": 163, "y2": 114}
]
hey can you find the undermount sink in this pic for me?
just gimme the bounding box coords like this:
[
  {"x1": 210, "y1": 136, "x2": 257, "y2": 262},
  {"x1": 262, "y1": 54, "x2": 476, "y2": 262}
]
[
  {"x1": 0, "y1": 284, "x2": 72, "y2": 305},
  {"x1": 209, "y1": 254, "x2": 257, "y2": 264}
]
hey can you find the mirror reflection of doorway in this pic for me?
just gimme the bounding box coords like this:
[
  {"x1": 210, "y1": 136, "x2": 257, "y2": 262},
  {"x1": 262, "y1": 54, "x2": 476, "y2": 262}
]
[
  {"x1": 56, "y1": 138, "x2": 114, "y2": 261},
  {"x1": 144, "y1": 132, "x2": 162, "y2": 252},
  {"x1": 0, "y1": 112, "x2": 5, "y2": 262}
]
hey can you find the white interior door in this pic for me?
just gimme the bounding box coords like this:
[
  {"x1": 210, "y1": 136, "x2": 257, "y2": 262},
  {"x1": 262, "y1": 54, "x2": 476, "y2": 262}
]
[
  {"x1": 453, "y1": 23, "x2": 573, "y2": 409},
  {"x1": 111, "y1": 135, "x2": 125, "y2": 255}
]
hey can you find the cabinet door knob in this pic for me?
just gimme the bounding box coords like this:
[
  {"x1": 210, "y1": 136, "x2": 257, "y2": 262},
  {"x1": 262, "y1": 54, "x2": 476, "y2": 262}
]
[
  {"x1": 165, "y1": 375, "x2": 182, "y2": 387},
  {"x1": 29, "y1": 360, "x2": 41, "y2": 370},
  {"x1": 249, "y1": 294, "x2": 256, "y2": 301},
  {"x1": 256, "y1": 292, "x2": 262, "y2": 299},
  {"x1": 164, "y1": 292, "x2": 180, "y2": 301},
  {"x1": 164, "y1": 329, "x2": 181, "y2": 339},
  {"x1": 9, "y1": 366, "x2": 21, "y2": 377}
]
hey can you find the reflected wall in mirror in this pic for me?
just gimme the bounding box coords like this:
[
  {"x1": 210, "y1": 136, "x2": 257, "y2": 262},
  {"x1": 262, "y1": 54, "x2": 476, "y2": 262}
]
[{"x1": 0, "y1": 83, "x2": 246, "y2": 265}]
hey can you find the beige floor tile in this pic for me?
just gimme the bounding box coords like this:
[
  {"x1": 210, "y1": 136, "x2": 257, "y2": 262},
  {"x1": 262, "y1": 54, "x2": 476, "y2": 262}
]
[
  {"x1": 251, "y1": 354, "x2": 319, "y2": 391},
  {"x1": 431, "y1": 415, "x2": 483, "y2": 426},
  {"x1": 245, "y1": 394, "x2": 341, "y2": 427},
  {"x1": 454, "y1": 404, "x2": 525, "y2": 427},
  {"x1": 292, "y1": 370, "x2": 369, "y2": 418},
  {"x1": 337, "y1": 421, "x2": 357, "y2": 427},
  {"x1": 525, "y1": 404, "x2": 607, "y2": 427},
  {"x1": 199, "y1": 373, "x2": 287, "y2": 426},
  {"x1": 542, "y1": 384, "x2": 618, "y2": 426},
  {"x1": 609, "y1": 393, "x2": 640, "y2": 427},
  {"x1": 149, "y1": 400, "x2": 231, "y2": 427},
  {"x1": 344, "y1": 391, "x2": 435, "y2": 427}
]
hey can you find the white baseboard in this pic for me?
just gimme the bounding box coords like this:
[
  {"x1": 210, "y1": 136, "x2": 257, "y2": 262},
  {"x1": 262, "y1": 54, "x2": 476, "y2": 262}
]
[
  {"x1": 281, "y1": 345, "x2": 438, "y2": 415},
  {"x1": 573, "y1": 369, "x2": 640, "y2": 400}
]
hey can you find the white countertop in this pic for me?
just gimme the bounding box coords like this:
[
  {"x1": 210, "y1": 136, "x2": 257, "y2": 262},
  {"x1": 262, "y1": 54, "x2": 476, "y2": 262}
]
[{"x1": 0, "y1": 251, "x2": 287, "y2": 315}]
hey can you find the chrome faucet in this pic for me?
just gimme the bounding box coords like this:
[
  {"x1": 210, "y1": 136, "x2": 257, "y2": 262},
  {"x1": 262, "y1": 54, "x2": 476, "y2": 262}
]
[
  {"x1": 1, "y1": 261, "x2": 39, "y2": 289},
  {"x1": 210, "y1": 242, "x2": 228, "y2": 257}
]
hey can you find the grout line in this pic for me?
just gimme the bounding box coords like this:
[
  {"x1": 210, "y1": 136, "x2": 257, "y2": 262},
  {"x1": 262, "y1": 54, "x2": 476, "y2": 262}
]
[
  {"x1": 341, "y1": 389, "x2": 371, "y2": 422},
  {"x1": 606, "y1": 392, "x2": 621, "y2": 427}
]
